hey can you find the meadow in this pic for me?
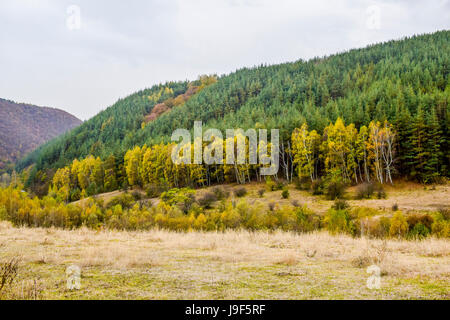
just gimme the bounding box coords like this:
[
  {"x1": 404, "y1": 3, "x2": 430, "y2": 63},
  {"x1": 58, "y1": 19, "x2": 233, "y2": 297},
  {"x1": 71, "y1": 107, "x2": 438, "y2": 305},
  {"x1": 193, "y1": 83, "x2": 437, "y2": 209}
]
[
  {"x1": 0, "y1": 223, "x2": 448, "y2": 300},
  {"x1": 0, "y1": 181, "x2": 448, "y2": 300}
]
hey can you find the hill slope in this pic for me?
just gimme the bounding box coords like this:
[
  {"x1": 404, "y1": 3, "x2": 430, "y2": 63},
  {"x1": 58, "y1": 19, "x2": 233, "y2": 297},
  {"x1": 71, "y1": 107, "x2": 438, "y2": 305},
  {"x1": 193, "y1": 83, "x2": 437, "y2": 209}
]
[
  {"x1": 17, "y1": 31, "x2": 449, "y2": 186},
  {"x1": 0, "y1": 98, "x2": 82, "y2": 170}
]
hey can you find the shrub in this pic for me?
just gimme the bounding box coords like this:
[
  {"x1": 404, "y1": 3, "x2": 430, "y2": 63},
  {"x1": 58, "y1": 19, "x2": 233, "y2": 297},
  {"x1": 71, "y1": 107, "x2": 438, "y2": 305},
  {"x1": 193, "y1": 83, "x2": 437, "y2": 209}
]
[
  {"x1": 389, "y1": 212, "x2": 408, "y2": 238},
  {"x1": 243, "y1": 202, "x2": 268, "y2": 231},
  {"x1": 265, "y1": 177, "x2": 276, "y2": 192},
  {"x1": 392, "y1": 203, "x2": 399, "y2": 211},
  {"x1": 70, "y1": 188, "x2": 81, "y2": 202},
  {"x1": 310, "y1": 179, "x2": 323, "y2": 195},
  {"x1": 291, "y1": 200, "x2": 300, "y2": 207},
  {"x1": 324, "y1": 208, "x2": 355, "y2": 235},
  {"x1": 360, "y1": 216, "x2": 391, "y2": 238},
  {"x1": 431, "y1": 210, "x2": 450, "y2": 238},
  {"x1": 145, "y1": 183, "x2": 168, "y2": 198},
  {"x1": 332, "y1": 199, "x2": 350, "y2": 210},
  {"x1": 351, "y1": 207, "x2": 380, "y2": 219},
  {"x1": 197, "y1": 192, "x2": 218, "y2": 209},
  {"x1": 257, "y1": 189, "x2": 265, "y2": 197},
  {"x1": 193, "y1": 213, "x2": 208, "y2": 230},
  {"x1": 431, "y1": 219, "x2": 450, "y2": 238},
  {"x1": 106, "y1": 193, "x2": 135, "y2": 210},
  {"x1": 407, "y1": 214, "x2": 433, "y2": 231},
  {"x1": 212, "y1": 186, "x2": 229, "y2": 200},
  {"x1": 220, "y1": 207, "x2": 241, "y2": 229},
  {"x1": 274, "y1": 205, "x2": 297, "y2": 231},
  {"x1": 355, "y1": 182, "x2": 375, "y2": 199},
  {"x1": 295, "y1": 206, "x2": 321, "y2": 233},
  {"x1": 161, "y1": 188, "x2": 195, "y2": 213},
  {"x1": 276, "y1": 181, "x2": 286, "y2": 190},
  {"x1": 234, "y1": 187, "x2": 247, "y2": 198},
  {"x1": 268, "y1": 201, "x2": 276, "y2": 211},
  {"x1": 131, "y1": 191, "x2": 142, "y2": 201},
  {"x1": 281, "y1": 188, "x2": 289, "y2": 199},
  {"x1": 324, "y1": 179, "x2": 346, "y2": 200},
  {"x1": 375, "y1": 184, "x2": 387, "y2": 199},
  {"x1": 377, "y1": 217, "x2": 392, "y2": 238},
  {"x1": 437, "y1": 206, "x2": 450, "y2": 220},
  {"x1": 408, "y1": 223, "x2": 430, "y2": 239},
  {"x1": 295, "y1": 177, "x2": 311, "y2": 191}
]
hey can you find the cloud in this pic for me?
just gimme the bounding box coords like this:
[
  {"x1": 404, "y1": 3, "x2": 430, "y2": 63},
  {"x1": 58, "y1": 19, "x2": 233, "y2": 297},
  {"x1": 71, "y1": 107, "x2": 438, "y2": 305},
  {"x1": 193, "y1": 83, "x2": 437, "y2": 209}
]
[{"x1": 0, "y1": 0, "x2": 448, "y2": 120}]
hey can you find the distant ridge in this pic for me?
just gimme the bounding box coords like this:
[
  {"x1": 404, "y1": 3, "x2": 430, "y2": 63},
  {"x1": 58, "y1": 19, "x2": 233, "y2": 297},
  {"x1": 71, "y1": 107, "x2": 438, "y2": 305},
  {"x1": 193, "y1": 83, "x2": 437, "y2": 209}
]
[{"x1": 0, "y1": 98, "x2": 82, "y2": 169}]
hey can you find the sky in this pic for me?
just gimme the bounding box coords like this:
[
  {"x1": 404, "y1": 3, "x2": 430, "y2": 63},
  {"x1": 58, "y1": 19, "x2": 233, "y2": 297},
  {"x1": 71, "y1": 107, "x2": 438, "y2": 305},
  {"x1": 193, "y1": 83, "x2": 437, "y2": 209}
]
[{"x1": 0, "y1": 0, "x2": 449, "y2": 120}]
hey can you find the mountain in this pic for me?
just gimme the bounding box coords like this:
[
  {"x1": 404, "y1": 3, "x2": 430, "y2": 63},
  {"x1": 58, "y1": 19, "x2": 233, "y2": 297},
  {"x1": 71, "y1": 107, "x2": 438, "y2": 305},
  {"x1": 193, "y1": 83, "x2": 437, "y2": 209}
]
[
  {"x1": 0, "y1": 98, "x2": 82, "y2": 171},
  {"x1": 17, "y1": 30, "x2": 449, "y2": 189}
]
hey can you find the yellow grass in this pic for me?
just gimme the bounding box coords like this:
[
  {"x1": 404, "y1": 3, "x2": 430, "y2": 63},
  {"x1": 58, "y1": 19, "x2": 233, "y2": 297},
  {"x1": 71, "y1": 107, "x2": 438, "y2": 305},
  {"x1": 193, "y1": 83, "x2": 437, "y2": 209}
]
[{"x1": 0, "y1": 221, "x2": 448, "y2": 299}]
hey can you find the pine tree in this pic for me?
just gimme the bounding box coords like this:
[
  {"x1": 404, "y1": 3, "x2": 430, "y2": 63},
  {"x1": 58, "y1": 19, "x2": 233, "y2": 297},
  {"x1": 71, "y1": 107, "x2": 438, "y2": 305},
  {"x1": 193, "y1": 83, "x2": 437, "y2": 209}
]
[{"x1": 409, "y1": 105, "x2": 428, "y2": 182}]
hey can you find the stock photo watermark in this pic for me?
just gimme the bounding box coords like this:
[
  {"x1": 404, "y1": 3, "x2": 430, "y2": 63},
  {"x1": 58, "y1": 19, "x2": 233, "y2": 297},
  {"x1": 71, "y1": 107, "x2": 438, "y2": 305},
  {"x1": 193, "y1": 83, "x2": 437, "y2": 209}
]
[
  {"x1": 66, "y1": 265, "x2": 81, "y2": 290},
  {"x1": 366, "y1": 265, "x2": 381, "y2": 290},
  {"x1": 171, "y1": 121, "x2": 280, "y2": 176},
  {"x1": 66, "y1": 5, "x2": 81, "y2": 31},
  {"x1": 366, "y1": 5, "x2": 381, "y2": 30}
]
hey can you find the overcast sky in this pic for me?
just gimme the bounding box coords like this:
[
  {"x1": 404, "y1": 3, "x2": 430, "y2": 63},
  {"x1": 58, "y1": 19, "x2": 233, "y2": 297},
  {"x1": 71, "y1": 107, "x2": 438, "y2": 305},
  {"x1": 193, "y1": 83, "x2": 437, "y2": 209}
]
[{"x1": 0, "y1": 0, "x2": 449, "y2": 120}]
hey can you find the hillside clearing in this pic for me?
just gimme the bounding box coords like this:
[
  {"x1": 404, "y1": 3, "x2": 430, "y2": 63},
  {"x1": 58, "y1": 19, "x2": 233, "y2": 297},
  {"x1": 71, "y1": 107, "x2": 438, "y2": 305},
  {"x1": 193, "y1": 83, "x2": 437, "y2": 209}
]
[{"x1": 76, "y1": 181, "x2": 449, "y2": 215}]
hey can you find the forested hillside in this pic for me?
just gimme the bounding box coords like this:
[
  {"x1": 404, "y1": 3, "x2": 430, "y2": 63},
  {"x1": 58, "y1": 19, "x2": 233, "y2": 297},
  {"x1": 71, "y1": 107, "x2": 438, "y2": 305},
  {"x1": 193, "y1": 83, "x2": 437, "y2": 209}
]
[
  {"x1": 0, "y1": 99, "x2": 82, "y2": 173},
  {"x1": 17, "y1": 31, "x2": 449, "y2": 196}
]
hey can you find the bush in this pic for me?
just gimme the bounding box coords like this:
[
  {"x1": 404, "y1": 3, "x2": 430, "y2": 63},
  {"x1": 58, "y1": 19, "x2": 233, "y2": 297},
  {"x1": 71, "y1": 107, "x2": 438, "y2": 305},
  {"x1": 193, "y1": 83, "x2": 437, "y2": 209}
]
[
  {"x1": 375, "y1": 184, "x2": 387, "y2": 199},
  {"x1": 295, "y1": 206, "x2": 321, "y2": 233},
  {"x1": 276, "y1": 181, "x2": 286, "y2": 191},
  {"x1": 257, "y1": 189, "x2": 265, "y2": 197},
  {"x1": 234, "y1": 187, "x2": 247, "y2": 198},
  {"x1": 265, "y1": 177, "x2": 276, "y2": 192},
  {"x1": 106, "y1": 193, "x2": 135, "y2": 209},
  {"x1": 281, "y1": 188, "x2": 289, "y2": 199},
  {"x1": 197, "y1": 192, "x2": 218, "y2": 209},
  {"x1": 291, "y1": 200, "x2": 300, "y2": 207},
  {"x1": 212, "y1": 186, "x2": 229, "y2": 200},
  {"x1": 407, "y1": 214, "x2": 433, "y2": 231},
  {"x1": 310, "y1": 179, "x2": 323, "y2": 195},
  {"x1": 431, "y1": 219, "x2": 450, "y2": 238},
  {"x1": 131, "y1": 191, "x2": 142, "y2": 201},
  {"x1": 408, "y1": 223, "x2": 430, "y2": 239},
  {"x1": 392, "y1": 203, "x2": 399, "y2": 211},
  {"x1": 431, "y1": 210, "x2": 450, "y2": 238},
  {"x1": 70, "y1": 188, "x2": 81, "y2": 202},
  {"x1": 355, "y1": 182, "x2": 375, "y2": 199},
  {"x1": 437, "y1": 206, "x2": 450, "y2": 220},
  {"x1": 161, "y1": 188, "x2": 195, "y2": 213},
  {"x1": 324, "y1": 179, "x2": 346, "y2": 200},
  {"x1": 295, "y1": 177, "x2": 311, "y2": 191},
  {"x1": 324, "y1": 208, "x2": 355, "y2": 235},
  {"x1": 268, "y1": 201, "x2": 276, "y2": 211},
  {"x1": 360, "y1": 216, "x2": 391, "y2": 238},
  {"x1": 273, "y1": 205, "x2": 298, "y2": 231},
  {"x1": 350, "y1": 207, "x2": 380, "y2": 219},
  {"x1": 389, "y1": 212, "x2": 408, "y2": 238},
  {"x1": 332, "y1": 199, "x2": 350, "y2": 210},
  {"x1": 145, "y1": 183, "x2": 169, "y2": 198}
]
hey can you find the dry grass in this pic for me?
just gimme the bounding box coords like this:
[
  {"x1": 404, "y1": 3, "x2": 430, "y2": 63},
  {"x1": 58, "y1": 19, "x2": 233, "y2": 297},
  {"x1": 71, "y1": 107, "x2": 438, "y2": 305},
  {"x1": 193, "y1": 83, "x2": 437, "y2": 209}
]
[
  {"x1": 197, "y1": 181, "x2": 449, "y2": 214},
  {"x1": 0, "y1": 220, "x2": 448, "y2": 299}
]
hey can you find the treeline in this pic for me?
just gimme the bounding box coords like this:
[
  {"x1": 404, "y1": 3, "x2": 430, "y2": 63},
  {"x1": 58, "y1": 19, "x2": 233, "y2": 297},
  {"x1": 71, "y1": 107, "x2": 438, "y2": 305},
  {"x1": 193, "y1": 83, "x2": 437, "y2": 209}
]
[
  {"x1": 48, "y1": 115, "x2": 446, "y2": 203},
  {"x1": 17, "y1": 31, "x2": 449, "y2": 192},
  {"x1": 1, "y1": 185, "x2": 448, "y2": 239}
]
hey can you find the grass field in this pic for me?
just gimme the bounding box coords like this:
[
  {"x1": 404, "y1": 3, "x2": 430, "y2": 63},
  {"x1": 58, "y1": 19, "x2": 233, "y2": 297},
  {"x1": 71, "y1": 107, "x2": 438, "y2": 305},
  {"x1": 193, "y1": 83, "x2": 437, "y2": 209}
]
[
  {"x1": 1, "y1": 181, "x2": 449, "y2": 300},
  {"x1": 77, "y1": 181, "x2": 449, "y2": 215},
  {"x1": 0, "y1": 222, "x2": 448, "y2": 300}
]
